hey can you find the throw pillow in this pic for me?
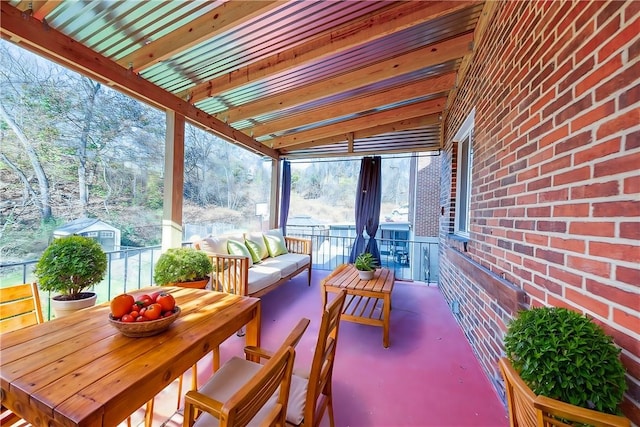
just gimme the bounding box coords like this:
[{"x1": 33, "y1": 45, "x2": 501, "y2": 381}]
[
  {"x1": 245, "y1": 232, "x2": 270, "y2": 262},
  {"x1": 197, "y1": 236, "x2": 229, "y2": 254},
  {"x1": 227, "y1": 239, "x2": 253, "y2": 268},
  {"x1": 264, "y1": 229, "x2": 289, "y2": 257}
]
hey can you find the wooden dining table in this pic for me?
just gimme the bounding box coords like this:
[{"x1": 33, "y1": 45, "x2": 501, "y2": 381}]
[{"x1": 0, "y1": 286, "x2": 261, "y2": 427}]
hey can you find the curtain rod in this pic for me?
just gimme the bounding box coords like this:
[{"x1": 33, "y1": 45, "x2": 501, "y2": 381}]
[{"x1": 281, "y1": 151, "x2": 441, "y2": 164}]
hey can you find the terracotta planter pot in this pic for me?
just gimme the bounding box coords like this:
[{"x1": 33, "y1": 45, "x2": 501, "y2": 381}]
[
  {"x1": 51, "y1": 292, "x2": 97, "y2": 318},
  {"x1": 172, "y1": 277, "x2": 209, "y2": 289}
]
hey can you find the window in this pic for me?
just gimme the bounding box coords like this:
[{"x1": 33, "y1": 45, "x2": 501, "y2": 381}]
[{"x1": 454, "y1": 109, "x2": 474, "y2": 237}]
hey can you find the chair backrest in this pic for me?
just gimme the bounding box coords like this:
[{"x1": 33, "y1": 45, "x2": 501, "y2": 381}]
[
  {"x1": 535, "y1": 395, "x2": 630, "y2": 427},
  {"x1": 221, "y1": 344, "x2": 296, "y2": 427},
  {"x1": 498, "y1": 357, "x2": 537, "y2": 427},
  {"x1": 0, "y1": 283, "x2": 44, "y2": 333},
  {"x1": 304, "y1": 289, "x2": 347, "y2": 427}
]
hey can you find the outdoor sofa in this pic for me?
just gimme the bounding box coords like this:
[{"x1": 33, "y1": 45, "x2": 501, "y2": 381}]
[{"x1": 195, "y1": 229, "x2": 312, "y2": 298}]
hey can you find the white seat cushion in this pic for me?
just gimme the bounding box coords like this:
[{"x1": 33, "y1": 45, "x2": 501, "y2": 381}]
[
  {"x1": 274, "y1": 253, "x2": 310, "y2": 270},
  {"x1": 193, "y1": 356, "x2": 309, "y2": 426},
  {"x1": 247, "y1": 266, "x2": 281, "y2": 295},
  {"x1": 193, "y1": 357, "x2": 277, "y2": 427},
  {"x1": 259, "y1": 257, "x2": 299, "y2": 277}
]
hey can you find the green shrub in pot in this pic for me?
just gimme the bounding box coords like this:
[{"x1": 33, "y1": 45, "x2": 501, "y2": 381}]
[
  {"x1": 35, "y1": 235, "x2": 107, "y2": 300},
  {"x1": 153, "y1": 247, "x2": 212, "y2": 286},
  {"x1": 503, "y1": 306, "x2": 626, "y2": 415}
]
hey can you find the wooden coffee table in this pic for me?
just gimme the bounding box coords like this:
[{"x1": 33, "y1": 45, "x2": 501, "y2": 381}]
[{"x1": 321, "y1": 264, "x2": 395, "y2": 347}]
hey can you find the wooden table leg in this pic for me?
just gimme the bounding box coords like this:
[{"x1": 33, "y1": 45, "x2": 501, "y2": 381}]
[
  {"x1": 383, "y1": 293, "x2": 391, "y2": 348},
  {"x1": 245, "y1": 301, "x2": 262, "y2": 362}
]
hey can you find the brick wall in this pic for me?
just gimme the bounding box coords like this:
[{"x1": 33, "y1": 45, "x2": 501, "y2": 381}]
[
  {"x1": 414, "y1": 154, "x2": 441, "y2": 237},
  {"x1": 439, "y1": 0, "x2": 639, "y2": 423}
]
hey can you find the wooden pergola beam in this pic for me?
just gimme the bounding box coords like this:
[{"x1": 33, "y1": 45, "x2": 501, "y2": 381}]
[
  {"x1": 249, "y1": 72, "x2": 456, "y2": 138},
  {"x1": 279, "y1": 114, "x2": 441, "y2": 152},
  {"x1": 272, "y1": 98, "x2": 446, "y2": 148},
  {"x1": 185, "y1": 1, "x2": 479, "y2": 103},
  {"x1": 0, "y1": 2, "x2": 278, "y2": 159},
  {"x1": 118, "y1": 1, "x2": 284, "y2": 72},
  {"x1": 218, "y1": 33, "x2": 473, "y2": 124}
]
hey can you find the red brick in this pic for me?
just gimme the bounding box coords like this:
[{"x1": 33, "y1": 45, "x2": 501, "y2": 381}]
[
  {"x1": 571, "y1": 100, "x2": 616, "y2": 133},
  {"x1": 539, "y1": 124, "x2": 569, "y2": 148},
  {"x1": 555, "y1": 131, "x2": 592, "y2": 155},
  {"x1": 539, "y1": 188, "x2": 568, "y2": 203},
  {"x1": 614, "y1": 308, "x2": 640, "y2": 336},
  {"x1": 541, "y1": 154, "x2": 571, "y2": 175},
  {"x1": 620, "y1": 222, "x2": 640, "y2": 240},
  {"x1": 553, "y1": 203, "x2": 590, "y2": 217},
  {"x1": 571, "y1": 181, "x2": 619, "y2": 199},
  {"x1": 590, "y1": 241, "x2": 640, "y2": 263},
  {"x1": 535, "y1": 247, "x2": 565, "y2": 265},
  {"x1": 534, "y1": 275, "x2": 564, "y2": 295},
  {"x1": 597, "y1": 109, "x2": 640, "y2": 139},
  {"x1": 576, "y1": 54, "x2": 622, "y2": 98},
  {"x1": 527, "y1": 176, "x2": 551, "y2": 191},
  {"x1": 594, "y1": 151, "x2": 640, "y2": 178},
  {"x1": 567, "y1": 255, "x2": 611, "y2": 278},
  {"x1": 599, "y1": 15, "x2": 640, "y2": 61},
  {"x1": 593, "y1": 200, "x2": 640, "y2": 217},
  {"x1": 595, "y1": 59, "x2": 640, "y2": 102},
  {"x1": 549, "y1": 266, "x2": 583, "y2": 288},
  {"x1": 565, "y1": 288, "x2": 609, "y2": 318},
  {"x1": 574, "y1": 136, "x2": 620, "y2": 165},
  {"x1": 559, "y1": 56, "x2": 595, "y2": 94},
  {"x1": 524, "y1": 257, "x2": 547, "y2": 274},
  {"x1": 624, "y1": 175, "x2": 640, "y2": 195},
  {"x1": 550, "y1": 237, "x2": 586, "y2": 254},
  {"x1": 530, "y1": 87, "x2": 557, "y2": 115},
  {"x1": 620, "y1": 82, "x2": 640, "y2": 109},
  {"x1": 616, "y1": 265, "x2": 640, "y2": 286},
  {"x1": 587, "y1": 278, "x2": 640, "y2": 311},
  {"x1": 569, "y1": 221, "x2": 615, "y2": 238},
  {"x1": 553, "y1": 166, "x2": 591, "y2": 186},
  {"x1": 576, "y1": 12, "x2": 619, "y2": 63}
]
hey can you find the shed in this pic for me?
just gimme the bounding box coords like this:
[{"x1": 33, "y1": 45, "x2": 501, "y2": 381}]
[{"x1": 54, "y1": 218, "x2": 120, "y2": 252}]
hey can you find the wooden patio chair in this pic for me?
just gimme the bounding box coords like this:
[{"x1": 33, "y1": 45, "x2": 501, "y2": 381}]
[
  {"x1": 1, "y1": 283, "x2": 44, "y2": 425},
  {"x1": 188, "y1": 290, "x2": 346, "y2": 427},
  {"x1": 183, "y1": 319, "x2": 309, "y2": 427},
  {"x1": 535, "y1": 395, "x2": 630, "y2": 427}
]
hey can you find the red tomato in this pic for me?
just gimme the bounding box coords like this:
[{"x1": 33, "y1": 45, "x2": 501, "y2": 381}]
[
  {"x1": 137, "y1": 295, "x2": 153, "y2": 307},
  {"x1": 143, "y1": 303, "x2": 162, "y2": 321},
  {"x1": 163, "y1": 310, "x2": 175, "y2": 318},
  {"x1": 156, "y1": 293, "x2": 176, "y2": 312},
  {"x1": 150, "y1": 291, "x2": 163, "y2": 302},
  {"x1": 121, "y1": 314, "x2": 135, "y2": 323},
  {"x1": 130, "y1": 311, "x2": 139, "y2": 319}
]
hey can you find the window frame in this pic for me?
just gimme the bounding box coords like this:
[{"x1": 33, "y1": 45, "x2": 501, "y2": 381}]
[{"x1": 453, "y1": 109, "x2": 474, "y2": 238}]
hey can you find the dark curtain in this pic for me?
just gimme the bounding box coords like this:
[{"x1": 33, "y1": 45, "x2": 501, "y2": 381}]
[
  {"x1": 348, "y1": 156, "x2": 382, "y2": 265},
  {"x1": 279, "y1": 160, "x2": 291, "y2": 235}
]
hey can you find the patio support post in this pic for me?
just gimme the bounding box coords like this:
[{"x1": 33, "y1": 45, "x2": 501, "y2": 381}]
[
  {"x1": 161, "y1": 110, "x2": 185, "y2": 252},
  {"x1": 269, "y1": 158, "x2": 281, "y2": 230}
]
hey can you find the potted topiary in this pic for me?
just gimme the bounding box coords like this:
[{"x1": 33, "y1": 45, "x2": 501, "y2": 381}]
[
  {"x1": 153, "y1": 247, "x2": 213, "y2": 289},
  {"x1": 34, "y1": 234, "x2": 108, "y2": 318},
  {"x1": 354, "y1": 252, "x2": 377, "y2": 280},
  {"x1": 503, "y1": 306, "x2": 627, "y2": 416}
]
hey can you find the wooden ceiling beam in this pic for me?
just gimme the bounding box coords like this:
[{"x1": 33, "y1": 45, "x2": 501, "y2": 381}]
[
  {"x1": 0, "y1": 2, "x2": 278, "y2": 159},
  {"x1": 219, "y1": 33, "x2": 473, "y2": 123},
  {"x1": 278, "y1": 114, "x2": 441, "y2": 152},
  {"x1": 185, "y1": 0, "x2": 479, "y2": 103},
  {"x1": 271, "y1": 98, "x2": 446, "y2": 148},
  {"x1": 249, "y1": 72, "x2": 456, "y2": 138},
  {"x1": 118, "y1": 1, "x2": 283, "y2": 72}
]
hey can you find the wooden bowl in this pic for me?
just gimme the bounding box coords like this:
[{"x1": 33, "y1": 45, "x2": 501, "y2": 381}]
[{"x1": 109, "y1": 306, "x2": 181, "y2": 337}]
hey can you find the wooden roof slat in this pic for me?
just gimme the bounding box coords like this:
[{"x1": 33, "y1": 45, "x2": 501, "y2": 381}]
[
  {"x1": 248, "y1": 72, "x2": 456, "y2": 138},
  {"x1": 218, "y1": 33, "x2": 473, "y2": 124},
  {"x1": 272, "y1": 97, "x2": 447, "y2": 149},
  {"x1": 185, "y1": 0, "x2": 479, "y2": 103},
  {"x1": 118, "y1": 1, "x2": 284, "y2": 72}
]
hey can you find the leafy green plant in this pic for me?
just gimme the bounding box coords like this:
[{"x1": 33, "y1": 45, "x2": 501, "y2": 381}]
[
  {"x1": 354, "y1": 252, "x2": 377, "y2": 271},
  {"x1": 153, "y1": 247, "x2": 212, "y2": 286},
  {"x1": 34, "y1": 235, "x2": 107, "y2": 300},
  {"x1": 504, "y1": 307, "x2": 626, "y2": 415}
]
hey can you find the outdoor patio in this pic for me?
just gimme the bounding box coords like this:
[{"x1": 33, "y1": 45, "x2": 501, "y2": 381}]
[{"x1": 123, "y1": 269, "x2": 508, "y2": 427}]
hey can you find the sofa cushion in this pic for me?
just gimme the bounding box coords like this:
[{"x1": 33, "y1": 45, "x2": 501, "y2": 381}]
[
  {"x1": 263, "y1": 229, "x2": 289, "y2": 257},
  {"x1": 198, "y1": 236, "x2": 229, "y2": 254},
  {"x1": 245, "y1": 232, "x2": 269, "y2": 263},
  {"x1": 247, "y1": 266, "x2": 281, "y2": 295},
  {"x1": 275, "y1": 253, "x2": 310, "y2": 270},
  {"x1": 259, "y1": 257, "x2": 299, "y2": 277},
  {"x1": 227, "y1": 239, "x2": 253, "y2": 268}
]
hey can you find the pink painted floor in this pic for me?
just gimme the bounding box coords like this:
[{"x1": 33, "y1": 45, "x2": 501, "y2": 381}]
[{"x1": 124, "y1": 269, "x2": 508, "y2": 427}]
